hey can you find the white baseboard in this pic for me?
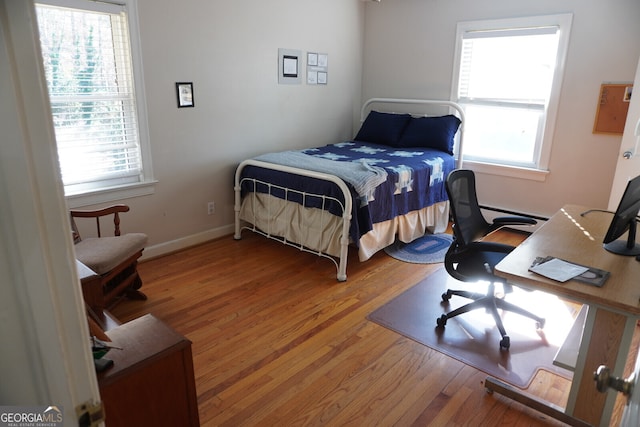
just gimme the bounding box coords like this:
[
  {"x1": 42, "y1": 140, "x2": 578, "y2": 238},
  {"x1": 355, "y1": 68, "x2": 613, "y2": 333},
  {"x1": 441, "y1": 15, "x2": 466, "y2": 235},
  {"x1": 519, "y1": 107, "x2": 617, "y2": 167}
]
[
  {"x1": 140, "y1": 223, "x2": 235, "y2": 261},
  {"x1": 140, "y1": 207, "x2": 544, "y2": 261}
]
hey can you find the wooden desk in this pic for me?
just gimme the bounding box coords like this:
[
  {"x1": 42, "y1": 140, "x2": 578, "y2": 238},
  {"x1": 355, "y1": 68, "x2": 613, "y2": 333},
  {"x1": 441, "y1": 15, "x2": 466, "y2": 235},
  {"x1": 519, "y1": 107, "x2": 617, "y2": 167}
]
[
  {"x1": 495, "y1": 204, "x2": 640, "y2": 426},
  {"x1": 98, "y1": 314, "x2": 200, "y2": 426}
]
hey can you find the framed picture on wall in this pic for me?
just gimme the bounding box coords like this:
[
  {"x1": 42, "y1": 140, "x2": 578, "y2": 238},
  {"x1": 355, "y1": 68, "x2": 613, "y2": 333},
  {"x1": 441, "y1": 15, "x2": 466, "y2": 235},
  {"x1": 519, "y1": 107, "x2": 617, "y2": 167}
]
[
  {"x1": 278, "y1": 48, "x2": 301, "y2": 85},
  {"x1": 307, "y1": 52, "x2": 318, "y2": 66},
  {"x1": 176, "y1": 82, "x2": 194, "y2": 108}
]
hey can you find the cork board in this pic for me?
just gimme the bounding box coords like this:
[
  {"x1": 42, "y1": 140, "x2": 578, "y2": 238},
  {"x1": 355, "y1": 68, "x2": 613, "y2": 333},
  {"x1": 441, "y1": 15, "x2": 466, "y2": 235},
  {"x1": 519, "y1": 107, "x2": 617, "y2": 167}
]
[{"x1": 593, "y1": 83, "x2": 633, "y2": 135}]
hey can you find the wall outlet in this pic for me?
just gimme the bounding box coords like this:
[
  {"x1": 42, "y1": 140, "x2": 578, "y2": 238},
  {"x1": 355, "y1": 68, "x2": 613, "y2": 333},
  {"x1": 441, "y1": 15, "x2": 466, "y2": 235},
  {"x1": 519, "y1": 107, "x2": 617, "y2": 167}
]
[{"x1": 207, "y1": 201, "x2": 215, "y2": 215}]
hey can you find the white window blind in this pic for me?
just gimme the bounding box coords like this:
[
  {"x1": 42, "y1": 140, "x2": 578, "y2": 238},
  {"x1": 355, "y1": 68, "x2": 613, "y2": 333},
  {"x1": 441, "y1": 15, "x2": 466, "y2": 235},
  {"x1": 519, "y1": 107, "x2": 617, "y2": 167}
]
[
  {"x1": 458, "y1": 26, "x2": 559, "y2": 108},
  {"x1": 36, "y1": 1, "x2": 145, "y2": 195}
]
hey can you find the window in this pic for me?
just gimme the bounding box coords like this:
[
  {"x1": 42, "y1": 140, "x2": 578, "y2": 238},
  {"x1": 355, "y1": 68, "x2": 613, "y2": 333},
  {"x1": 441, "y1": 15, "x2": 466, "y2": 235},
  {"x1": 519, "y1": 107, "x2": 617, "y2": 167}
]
[
  {"x1": 452, "y1": 14, "x2": 572, "y2": 177},
  {"x1": 36, "y1": 0, "x2": 154, "y2": 205}
]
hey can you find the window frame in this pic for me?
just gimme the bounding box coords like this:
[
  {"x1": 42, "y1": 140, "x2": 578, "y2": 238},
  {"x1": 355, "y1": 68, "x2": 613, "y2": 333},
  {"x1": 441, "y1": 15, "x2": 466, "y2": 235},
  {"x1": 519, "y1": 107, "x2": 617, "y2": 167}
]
[
  {"x1": 450, "y1": 14, "x2": 573, "y2": 181},
  {"x1": 36, "y1": 0, "x2": 155, "y2": 208}
]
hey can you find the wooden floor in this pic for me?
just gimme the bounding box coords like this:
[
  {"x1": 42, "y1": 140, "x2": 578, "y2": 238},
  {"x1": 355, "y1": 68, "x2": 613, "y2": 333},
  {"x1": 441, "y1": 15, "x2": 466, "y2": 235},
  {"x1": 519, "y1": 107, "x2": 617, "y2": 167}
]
[{"x1": 110, "y1": 229, "x2": 635, "y2": 426}]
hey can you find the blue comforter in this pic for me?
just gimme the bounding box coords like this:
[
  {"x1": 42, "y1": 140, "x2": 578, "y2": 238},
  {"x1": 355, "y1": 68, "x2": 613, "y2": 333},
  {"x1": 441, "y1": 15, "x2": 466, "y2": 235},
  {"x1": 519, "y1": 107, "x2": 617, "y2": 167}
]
[{"x1": 240, "y1": 141, "x2": 455, "y2": 245}]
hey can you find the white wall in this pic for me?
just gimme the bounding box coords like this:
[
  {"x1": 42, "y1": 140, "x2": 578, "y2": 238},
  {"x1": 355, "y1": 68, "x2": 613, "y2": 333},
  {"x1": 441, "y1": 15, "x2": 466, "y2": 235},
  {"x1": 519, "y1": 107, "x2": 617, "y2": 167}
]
[
  {"x1": 362, "y1": 0, "x2": 640, "y2": 218},
  {"x1": 75, "y1": 0, "x2": 366, "y2": 256}
]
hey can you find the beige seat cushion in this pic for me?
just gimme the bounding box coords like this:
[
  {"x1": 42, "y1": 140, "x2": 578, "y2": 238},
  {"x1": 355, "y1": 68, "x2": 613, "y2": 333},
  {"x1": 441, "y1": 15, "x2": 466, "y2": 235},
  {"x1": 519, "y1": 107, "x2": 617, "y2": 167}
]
[{"x1": 75, "y1": 233, "x2": 148, "y2": 275}]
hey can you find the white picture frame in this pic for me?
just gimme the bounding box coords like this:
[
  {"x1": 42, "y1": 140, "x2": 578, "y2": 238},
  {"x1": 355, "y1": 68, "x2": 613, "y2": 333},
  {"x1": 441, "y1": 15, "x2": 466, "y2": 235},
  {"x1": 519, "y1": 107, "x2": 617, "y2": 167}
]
[
  {"x1": 307, "y1": 70, "x2": 318, "y2": 85},
  {"x1": 307, "y1": 52, "x2": 318, "y2": 66},
  {"x1": 317, "y1": 53, "x2": 328, "y2": 67}
]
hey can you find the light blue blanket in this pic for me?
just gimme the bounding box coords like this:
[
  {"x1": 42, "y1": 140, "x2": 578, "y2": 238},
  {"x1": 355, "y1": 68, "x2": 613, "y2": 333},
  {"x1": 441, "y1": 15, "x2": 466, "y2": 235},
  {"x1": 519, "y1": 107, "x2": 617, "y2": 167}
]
[{"x1": 254, "y1": 151, "x2": 388, "y2": 201}]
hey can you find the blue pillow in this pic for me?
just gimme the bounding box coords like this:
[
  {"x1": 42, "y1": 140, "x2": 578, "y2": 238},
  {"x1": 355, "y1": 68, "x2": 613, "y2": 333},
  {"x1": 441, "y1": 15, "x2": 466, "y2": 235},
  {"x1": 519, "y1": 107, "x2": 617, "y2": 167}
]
[
  {"x1": 396, "y1": 115, "x2": 461, "y2": 154},
  {"x1": 354, "y1": 111, "x2": 411, "y2": 146}
]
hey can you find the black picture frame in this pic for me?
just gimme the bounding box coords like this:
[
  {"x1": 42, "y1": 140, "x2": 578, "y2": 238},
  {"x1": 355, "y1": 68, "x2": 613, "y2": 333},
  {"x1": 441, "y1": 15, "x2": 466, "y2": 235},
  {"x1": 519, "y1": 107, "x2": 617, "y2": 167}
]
[{"x1": 176, "y1": 82, "x2": 194, "y2": 108}]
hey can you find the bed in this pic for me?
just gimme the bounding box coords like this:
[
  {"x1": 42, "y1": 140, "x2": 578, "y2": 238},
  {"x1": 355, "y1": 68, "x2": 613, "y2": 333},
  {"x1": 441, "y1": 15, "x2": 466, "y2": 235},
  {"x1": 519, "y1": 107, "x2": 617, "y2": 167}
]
[{"x1": 234, "y1": 98, "x2": 465, "y2": 281}]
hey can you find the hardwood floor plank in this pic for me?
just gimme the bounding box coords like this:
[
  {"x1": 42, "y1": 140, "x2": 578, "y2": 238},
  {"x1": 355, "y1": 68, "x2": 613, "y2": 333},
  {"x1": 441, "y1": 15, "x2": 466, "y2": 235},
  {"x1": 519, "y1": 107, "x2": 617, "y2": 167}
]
[
  {"x1": 258, "y1": 336, "x2": 411, "y2": 426},
  {"x1": 390, "y1": 352, "x2": 467, "y2": 426},
  {"x1": 309, "y1": 340, "x2": 431, "y2": 425},
  {"x1": 427, "y1": 385, "x2": 474, "y2": 426},
  {"x1": 108, "y1": 229, "x2": 632, "y2": 426}
]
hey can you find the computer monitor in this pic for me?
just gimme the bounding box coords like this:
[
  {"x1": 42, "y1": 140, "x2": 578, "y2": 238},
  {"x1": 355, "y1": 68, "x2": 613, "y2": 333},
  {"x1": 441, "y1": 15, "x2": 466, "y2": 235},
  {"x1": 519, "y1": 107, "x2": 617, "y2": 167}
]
[{"x1": 603, "y1": 175, "x2": 640, "y2": 256}]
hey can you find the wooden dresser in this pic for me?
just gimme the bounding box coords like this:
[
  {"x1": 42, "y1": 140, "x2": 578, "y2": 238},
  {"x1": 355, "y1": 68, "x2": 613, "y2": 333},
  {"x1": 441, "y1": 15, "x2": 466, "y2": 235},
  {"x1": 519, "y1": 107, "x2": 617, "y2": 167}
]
[{"x1": 97, "y1": 314, "x2": 200, "y2": 426}]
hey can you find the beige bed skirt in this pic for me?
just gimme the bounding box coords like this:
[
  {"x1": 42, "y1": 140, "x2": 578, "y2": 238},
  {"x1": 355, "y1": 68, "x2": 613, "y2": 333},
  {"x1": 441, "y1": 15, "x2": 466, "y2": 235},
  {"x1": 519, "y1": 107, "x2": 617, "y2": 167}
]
[{"x1": 239, "y1": 193, "x2": 449, "y2": 261}]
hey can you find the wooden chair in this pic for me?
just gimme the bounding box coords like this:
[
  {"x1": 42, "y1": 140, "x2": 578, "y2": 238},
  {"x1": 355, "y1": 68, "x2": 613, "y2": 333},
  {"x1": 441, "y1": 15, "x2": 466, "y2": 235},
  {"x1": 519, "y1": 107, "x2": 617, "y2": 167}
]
[{"x1": 71, "y1": 205, "x2": 148, "y2": 319}]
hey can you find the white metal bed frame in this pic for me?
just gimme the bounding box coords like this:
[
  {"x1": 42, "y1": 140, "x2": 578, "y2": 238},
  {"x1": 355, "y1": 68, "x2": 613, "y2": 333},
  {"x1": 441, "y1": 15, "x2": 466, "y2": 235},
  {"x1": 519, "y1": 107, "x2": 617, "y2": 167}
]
[{"x1": 233, "y1": 98, "x2": 465, "y2": 281}]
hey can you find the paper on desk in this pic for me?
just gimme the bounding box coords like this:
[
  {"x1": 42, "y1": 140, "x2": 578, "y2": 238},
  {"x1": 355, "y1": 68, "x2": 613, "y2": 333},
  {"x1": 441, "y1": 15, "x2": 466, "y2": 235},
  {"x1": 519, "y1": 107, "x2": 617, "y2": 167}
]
[{"x1": 529, "y1": 257, "x2": 589, "y2": 282}]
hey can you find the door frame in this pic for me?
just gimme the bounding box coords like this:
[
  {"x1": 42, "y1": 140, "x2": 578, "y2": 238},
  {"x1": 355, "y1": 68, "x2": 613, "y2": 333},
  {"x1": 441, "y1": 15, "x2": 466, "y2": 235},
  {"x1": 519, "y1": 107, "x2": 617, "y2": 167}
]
[
  {"x1": 608, "y1": 56, "x2": 640, "y2": 210},
  {"x1": 0, "y1": 0, "x2": 101, "y2": 421}
]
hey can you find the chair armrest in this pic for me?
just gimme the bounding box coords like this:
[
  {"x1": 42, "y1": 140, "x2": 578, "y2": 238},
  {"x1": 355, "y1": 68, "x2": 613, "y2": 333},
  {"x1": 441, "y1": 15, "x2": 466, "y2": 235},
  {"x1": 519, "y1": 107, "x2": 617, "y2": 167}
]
[
  {"x1": 466, "y1": 241, "x2": 514, "y2": 254},
  {"x1": 70, "y1": 204, "x2": 130, "y2": 219},
  {"x1": 492, "y1": 216, "x2": 537, "y2": 227}
]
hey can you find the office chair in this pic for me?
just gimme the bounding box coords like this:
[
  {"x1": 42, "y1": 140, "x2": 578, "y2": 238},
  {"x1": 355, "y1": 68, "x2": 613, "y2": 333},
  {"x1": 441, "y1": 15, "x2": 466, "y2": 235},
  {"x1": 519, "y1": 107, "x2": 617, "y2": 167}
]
[{"x1": 436, "y1": 169, "x2": 545, "y2": 350}]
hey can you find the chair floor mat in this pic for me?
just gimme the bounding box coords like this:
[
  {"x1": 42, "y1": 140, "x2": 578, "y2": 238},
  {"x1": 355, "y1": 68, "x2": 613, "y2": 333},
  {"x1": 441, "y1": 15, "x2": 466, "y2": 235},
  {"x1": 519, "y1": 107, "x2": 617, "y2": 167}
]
[{"x1": 368, "y1": 267, "x2": 575, "y2": 389}]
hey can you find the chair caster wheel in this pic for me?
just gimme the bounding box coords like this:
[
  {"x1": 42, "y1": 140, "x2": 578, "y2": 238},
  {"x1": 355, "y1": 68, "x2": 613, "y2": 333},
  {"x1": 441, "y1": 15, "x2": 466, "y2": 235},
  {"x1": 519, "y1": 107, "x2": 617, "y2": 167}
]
[
  {"x1": 441, "y1": 291, "x2": 451, "y2": 302},
  {"x1": 436, "y1": 314, "x2": 447, "y2": 328},
  {"x1": 499, "y1": 336, "x2": 510, "y2": 350}
]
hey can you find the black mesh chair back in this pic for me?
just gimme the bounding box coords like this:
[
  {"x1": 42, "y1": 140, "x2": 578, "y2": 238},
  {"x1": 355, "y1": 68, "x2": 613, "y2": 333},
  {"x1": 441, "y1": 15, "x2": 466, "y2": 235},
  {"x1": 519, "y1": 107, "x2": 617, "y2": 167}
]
[{"x1": 446, "y1": 169, "x2": 492, "y2": 247}]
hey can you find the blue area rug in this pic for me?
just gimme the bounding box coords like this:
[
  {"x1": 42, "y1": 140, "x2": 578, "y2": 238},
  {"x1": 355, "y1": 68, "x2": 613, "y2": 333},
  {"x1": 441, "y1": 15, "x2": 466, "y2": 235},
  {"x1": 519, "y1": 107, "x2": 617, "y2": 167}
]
[{"x1": 384, "y1": 233, "x2": 453, "y2": 264}]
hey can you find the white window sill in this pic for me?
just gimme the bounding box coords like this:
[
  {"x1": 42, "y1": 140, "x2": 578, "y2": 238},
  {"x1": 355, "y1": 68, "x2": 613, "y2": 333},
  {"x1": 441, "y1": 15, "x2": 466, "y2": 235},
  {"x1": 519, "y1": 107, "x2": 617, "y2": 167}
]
[
  {"x1": 65, "y1": 180, "x2": 157, "y2": 208},
  {"x1": 462, "y1": 160, "x2": 549, "y2": 182}
]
